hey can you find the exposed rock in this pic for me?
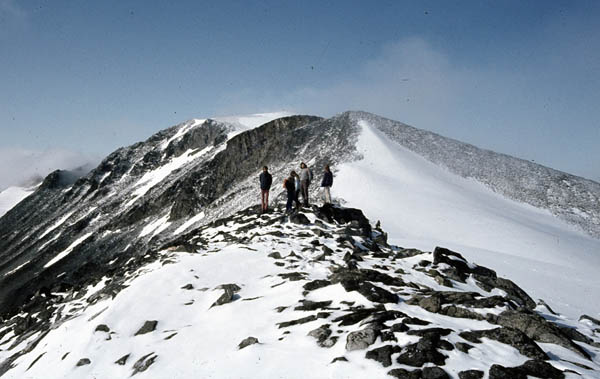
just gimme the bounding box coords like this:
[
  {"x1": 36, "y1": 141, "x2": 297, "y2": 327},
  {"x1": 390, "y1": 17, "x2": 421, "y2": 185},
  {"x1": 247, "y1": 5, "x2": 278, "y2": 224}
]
[
  {"x1": 354, "y1": 282, "x2": 398, "y2": 304},
  {"x1": 488, "y1": 360, "x2": 564, "y2": 379},
  {"x1": 238, "y1": 337, "x2": 259, "y2": 349},
  {"x1": 496, "y1": 310, "x2": 591, "y2": 359},
  {"x1": 365, "y1": 345, "x2": 401, "y2": 367},
  {"x1": 294, "y1": 300, "x2": 333, "y2": 311},
  {"x1": 278, "y1": 272, "x2": 307, "y2": 281},
  {"x1": 388, "y1": 367, "x2": 449, "y2": 379},
  {"x1": 346, "y1": 327, "x2": 379, "y2": 351},
  {"x1": 455, "y1": 342, "x2": 474, "y2": 353},
  {"x1": 333, "y1": 307, "x2": 382, "y2": 326},
  {"x1": 458, "y1": 370, "x2": 484, "y2": 379},
  {"x1": 115, "y1": 354, "x2": 130, "y2": 365},
  {"x1": 134, "y1": 320, "x2": 158, "y2": 336},
  {"x1": 418, "y1": 295, "x2": 442, "y2": 313},
  {"x1": 331, "y1": 356, "x2": 348, "y2": 363},
  {"x1": 131, "y1": 352, "x2": 158, "y2": 376},
  {"x1": 278, "y1": 315, "x2": 318, "y2": 328},
  {"x1": 459, "y1": 327, "x2": 547, "y2": 360},
  {"x1": 307, "y1": 324, "x2": 337, "y2": 348},
  {"x1": 474, "y1": 275, "x2": 535, "y2": 309},
  {"x1": 267, "y1": 252, "x2": 282, "y2": 259},
  {"x1": 95, "y1": 324, "x2": 110, "y2": 333},
  {"x1": 433, "y1": 247, "x2": 496, "y2": 281},
  {"x1": 579, "y1": 314, "x2": 600, "y2": 325},
  {"x1": 396, "y1": 332, "x2": 449, "y2": 367},
  {"x1": 211, "y1": 283, "x2": 242, "y2": 307},
  {"x1": 76, "y1": 358, "x2": 91, "y2": 367},
  {"x1": 289, "y1": 213, "x2": 310, "y2": 225},
  {"x1": 317, "y1": 204, "x2": 371, "y2": 237},
  {"x1": 180, "y1": 283, "x2": 194, "y2": 290}
]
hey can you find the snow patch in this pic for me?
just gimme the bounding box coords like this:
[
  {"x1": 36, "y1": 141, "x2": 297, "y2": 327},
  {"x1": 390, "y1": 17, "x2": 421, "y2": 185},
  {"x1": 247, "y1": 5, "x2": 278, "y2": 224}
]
[
  {"x1": 43, "y1": 232, "x2": 94, "y2": 268},
  {"x1": 174, "y1": 212, "x2": 205, "y2": 235},
  {"x1": 39, "y1": 211, "x2": 75, "y2": 239},
  {"x1": 0, "y1": 186, "x2": 35, "y2": 217}
]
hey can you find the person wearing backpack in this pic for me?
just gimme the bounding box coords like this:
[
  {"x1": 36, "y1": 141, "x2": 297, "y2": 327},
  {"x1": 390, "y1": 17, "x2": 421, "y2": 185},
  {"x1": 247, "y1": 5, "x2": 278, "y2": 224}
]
[
  {"x1": 299, "y1": 162, "x2": 312, "y2": 207},
  {"x1": 321, "y1": 164, "x2": 333, "y2": 204},
  {"x1": 259, "y1": 166, "x2": 273, "y2": 213},
  {"x1": 283, "y1": 171, "x2": 297, "y2": 214}
]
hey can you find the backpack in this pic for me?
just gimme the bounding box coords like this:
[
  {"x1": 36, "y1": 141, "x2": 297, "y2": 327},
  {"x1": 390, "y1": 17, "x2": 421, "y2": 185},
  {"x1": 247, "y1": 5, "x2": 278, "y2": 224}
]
[
  {"x1": 309, "y1": 169, "x2": 314, "y2": 181},
  {"x1": 284, "y1": 178, "x2": 295, "y2": 192}
]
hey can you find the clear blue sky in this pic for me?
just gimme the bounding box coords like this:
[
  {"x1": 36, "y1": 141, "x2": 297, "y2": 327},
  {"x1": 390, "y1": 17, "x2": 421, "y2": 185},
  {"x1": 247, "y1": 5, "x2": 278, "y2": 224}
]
[{"x1": 1, "y1": 0, "x2": 599, "y2": 185}]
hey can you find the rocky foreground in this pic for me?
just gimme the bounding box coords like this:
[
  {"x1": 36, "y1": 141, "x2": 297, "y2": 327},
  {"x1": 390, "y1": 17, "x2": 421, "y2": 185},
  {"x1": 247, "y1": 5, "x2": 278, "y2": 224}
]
[{"x1": 0, "y1": 204, "x2": 599, "y2": 378}]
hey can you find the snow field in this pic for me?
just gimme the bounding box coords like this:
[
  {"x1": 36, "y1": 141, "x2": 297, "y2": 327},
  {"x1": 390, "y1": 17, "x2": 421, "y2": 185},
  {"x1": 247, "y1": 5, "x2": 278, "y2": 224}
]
[{"x1": 335, "y1": 120, "x2": 600, "y2": 319}]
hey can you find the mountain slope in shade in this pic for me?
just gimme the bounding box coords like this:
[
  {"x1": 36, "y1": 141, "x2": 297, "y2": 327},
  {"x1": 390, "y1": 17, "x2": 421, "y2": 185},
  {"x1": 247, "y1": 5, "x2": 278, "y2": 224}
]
[{"x1": 0, "y1": 205, "x2": 598, "y2": 378}]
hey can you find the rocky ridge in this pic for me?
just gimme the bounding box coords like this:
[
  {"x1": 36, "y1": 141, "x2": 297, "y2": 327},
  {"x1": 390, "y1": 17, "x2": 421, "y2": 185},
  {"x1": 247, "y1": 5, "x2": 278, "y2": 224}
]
[{"x1": 0, "y1": 204, "x2": 598, "y2": 378}]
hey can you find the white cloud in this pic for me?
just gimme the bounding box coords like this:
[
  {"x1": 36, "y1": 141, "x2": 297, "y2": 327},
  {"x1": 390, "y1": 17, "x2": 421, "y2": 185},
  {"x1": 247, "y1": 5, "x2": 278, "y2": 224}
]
[{"x1": 0, "y1": 148, "x2": 99, "y2": 190}]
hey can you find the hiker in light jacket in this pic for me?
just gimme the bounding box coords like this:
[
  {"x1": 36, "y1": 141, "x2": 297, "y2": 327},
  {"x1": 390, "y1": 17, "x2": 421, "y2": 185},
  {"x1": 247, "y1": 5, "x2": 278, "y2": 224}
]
[
  {"x1": 283, "y1": 171, "x2": 297, "y2": 214},
  {"x1": 321, "y1": 165, "x2": 333, "y2": 204},
  {"x1": 259, "y1": 166, "x2": 273, "y2": 213},
  {"x1": 299, "y1": 162, "x2": 311, "y2": 207},
  {"x1": 293, "y1": 171, "x2": 301, "y2": 209}
]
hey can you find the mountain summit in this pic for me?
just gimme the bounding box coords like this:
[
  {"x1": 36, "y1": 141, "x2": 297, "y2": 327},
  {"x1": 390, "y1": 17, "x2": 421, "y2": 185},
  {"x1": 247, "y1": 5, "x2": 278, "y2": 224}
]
[{"x1": 0, "y1": 111, "x2": 599, "y2": 377}]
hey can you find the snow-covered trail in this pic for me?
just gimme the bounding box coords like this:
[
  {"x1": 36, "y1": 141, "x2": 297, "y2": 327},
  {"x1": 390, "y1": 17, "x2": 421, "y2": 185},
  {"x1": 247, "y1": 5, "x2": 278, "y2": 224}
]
[{"x1": 335, "y1": 120, "x2": 600, "y2": 319}]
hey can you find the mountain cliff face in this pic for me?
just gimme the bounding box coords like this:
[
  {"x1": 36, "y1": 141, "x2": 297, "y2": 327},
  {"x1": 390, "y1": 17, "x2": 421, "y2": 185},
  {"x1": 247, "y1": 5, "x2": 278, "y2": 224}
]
[{"x1": 0, "y1": 111, "x2": 599, "y2": 377}]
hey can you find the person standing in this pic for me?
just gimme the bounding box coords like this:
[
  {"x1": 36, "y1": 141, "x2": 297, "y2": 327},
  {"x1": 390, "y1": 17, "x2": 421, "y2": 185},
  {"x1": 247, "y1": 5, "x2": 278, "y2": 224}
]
[
  {"x1": 259, "y1": 166, "x2": 272, "y2": 213},
  {"x1": 321, "y1": 165, "x2": 333, "y2": 204},
  {"x1": 299, "y1": 162, "x2": 312, "y2": 207},
  {"x1": 283, "y1": 171, "x2": 296, "y2": 214},
  {"x1": 293, "y1": 171, "x2": 301, "y2": 209}
]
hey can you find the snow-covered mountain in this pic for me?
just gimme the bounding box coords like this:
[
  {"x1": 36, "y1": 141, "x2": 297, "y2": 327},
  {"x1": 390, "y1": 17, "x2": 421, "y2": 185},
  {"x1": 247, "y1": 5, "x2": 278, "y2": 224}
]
[
  {"x1": 0, "y1": 111, "x2": 599, "y2": 378},
  {"x1": 0, "y1": 186, "x2": 36, "y2": 218}
]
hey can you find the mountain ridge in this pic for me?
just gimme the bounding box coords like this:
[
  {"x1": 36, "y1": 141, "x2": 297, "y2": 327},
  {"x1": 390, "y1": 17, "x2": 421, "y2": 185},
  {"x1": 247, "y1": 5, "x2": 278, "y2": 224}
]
[
  {"x1": 0, "y1": 203, "x2": 598, "y2": 378},
  {"x1": 1, "y1": 111, "x2": 599, "y2": 320}
]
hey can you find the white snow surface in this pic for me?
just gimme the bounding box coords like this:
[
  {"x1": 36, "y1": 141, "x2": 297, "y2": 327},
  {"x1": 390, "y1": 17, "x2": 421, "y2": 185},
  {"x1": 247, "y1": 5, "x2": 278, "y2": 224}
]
[
  {"x1": 215, "y1": 111, "x2": 292, "y2": 138},
  {"x1": 335, "y1": 120, "x2": 600, "y2": 319},
  {"x1": 3, "y1": 210, "x2": 597, "y2": 378},
  {"x1": 0, "y1": 186, "x2": 35, "y2": 217}
]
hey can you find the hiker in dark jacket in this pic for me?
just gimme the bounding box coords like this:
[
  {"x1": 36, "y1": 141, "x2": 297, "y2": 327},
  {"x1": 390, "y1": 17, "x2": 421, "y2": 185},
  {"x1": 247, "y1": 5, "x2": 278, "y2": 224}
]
[
  {"x1": 259, "y1": 166, "x2": 273, "y2": 212},
  {"x1": 299, "y1": 162, "x2": 312, "y2": 206},
  {"x1": 283, "y1": 171, "x2": 297, "y2": 214},
  {"x1": 321, "y1": 165, "x2": 333, "y2": 204}
]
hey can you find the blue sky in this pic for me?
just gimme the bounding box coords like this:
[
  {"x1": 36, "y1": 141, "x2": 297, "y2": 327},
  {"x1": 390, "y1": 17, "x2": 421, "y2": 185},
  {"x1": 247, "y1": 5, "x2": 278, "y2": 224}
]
[{"x1": 1, "y1": 0, "x2": 599, "y2": 187}]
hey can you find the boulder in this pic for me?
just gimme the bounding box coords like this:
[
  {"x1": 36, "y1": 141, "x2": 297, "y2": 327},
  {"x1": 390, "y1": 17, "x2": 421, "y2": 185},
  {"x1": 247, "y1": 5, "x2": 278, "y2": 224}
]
[
  {"x1": 496, "y1": 310, "x2": 591, "y2": 359},
  {"x1": 396, "y1": 333, "x2": 448, "y2": 367},
  {"x1": 346, "y1": 326, "x2": 379, "y2": 351},
  {"x1": 238, "y1": 337, "x2": 259, "y2": 349},
  {"x1": 134, "y1": 320, "x2": 158, "y2": 336},
  {"x1": 458, "y1": 370, "x2": 484, "y2": 379},
  {"x1": 289, "y1": 213, "x2": 310, "y2": 225},
  {"x1": 366, "y1": 345, "x2": 401, "y2": 367},
  {"x1": 488, "y1": 360, "x2": 564, "y2": 379},
  {"x1": 459, "y1": 327, "x2": 547, "y2": 360}
]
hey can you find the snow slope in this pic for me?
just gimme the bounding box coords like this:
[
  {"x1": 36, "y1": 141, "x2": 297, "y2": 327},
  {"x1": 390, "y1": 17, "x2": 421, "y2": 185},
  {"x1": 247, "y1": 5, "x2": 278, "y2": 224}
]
[
  {"x1": 0, "y1": 186, "x2": 35, "y2": 217},
  {"x1": 1, "y1": 207, "x2": 598, "y2": 378},
  {"x1": 335, "y1": 120, "x2": 600, "y2": 320},
  {"x1": 214, "y1": 111, "x2": 292, "y2": 133}
]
